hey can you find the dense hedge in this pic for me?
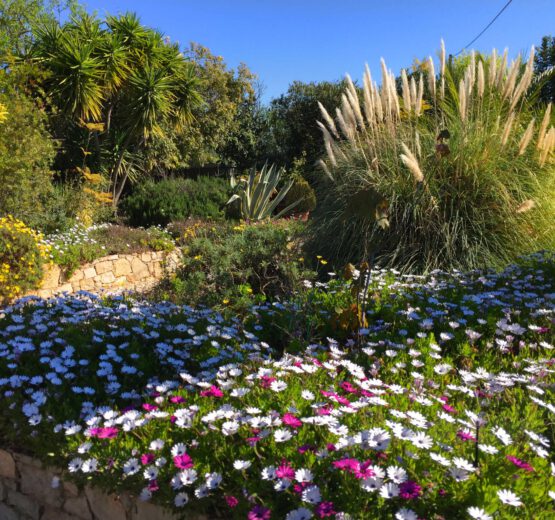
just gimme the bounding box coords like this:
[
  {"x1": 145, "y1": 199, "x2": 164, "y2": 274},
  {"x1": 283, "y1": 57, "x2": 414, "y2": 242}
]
[{"x1": 121, "y1": 177, "x2": 231, "y2": 227}]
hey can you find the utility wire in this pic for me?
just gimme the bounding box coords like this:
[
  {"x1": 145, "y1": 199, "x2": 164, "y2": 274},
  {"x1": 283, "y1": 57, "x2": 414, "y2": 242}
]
[{"x1": 455, "y1": 0, "x2": 514, "y2": 56}]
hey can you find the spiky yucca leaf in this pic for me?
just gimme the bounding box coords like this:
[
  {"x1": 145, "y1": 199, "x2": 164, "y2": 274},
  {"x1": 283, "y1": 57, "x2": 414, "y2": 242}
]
[{"x1": 227, "y1": 165, "x2": 301, "y2": 222}]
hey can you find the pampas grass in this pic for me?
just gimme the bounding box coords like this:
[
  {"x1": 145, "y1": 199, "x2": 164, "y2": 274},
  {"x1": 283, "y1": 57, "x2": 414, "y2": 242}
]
[{"x1": 307, "y1": 43, "x2": 555, "y2": 272}]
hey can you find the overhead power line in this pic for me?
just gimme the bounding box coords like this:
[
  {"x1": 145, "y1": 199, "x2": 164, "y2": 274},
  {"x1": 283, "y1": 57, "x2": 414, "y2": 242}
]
[{"x1": 455, "y1": 0, "x2": 514, "y2": 56}]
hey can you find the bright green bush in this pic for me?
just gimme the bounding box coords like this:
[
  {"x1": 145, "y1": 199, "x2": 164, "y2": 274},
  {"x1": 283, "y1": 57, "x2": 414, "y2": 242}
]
[
  {"x1": 308, "y1": 46, "x2": 555, "y2": 272},
  {"x1": 121, "y1": 177, "x2": 231, "y2": 227},
  {"x1": 0, "y1": 92, "x2": 56, "y2": 226},
  {"x1": 155, "y1": 221, "x2": 314, "y2": 310},
  {"x1": 0, "y1": 215, "x2": 49, "y2": 302}
]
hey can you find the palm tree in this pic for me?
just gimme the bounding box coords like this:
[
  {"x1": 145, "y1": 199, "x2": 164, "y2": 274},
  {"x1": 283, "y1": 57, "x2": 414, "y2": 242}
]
[{"x1": 29, "y1": 12, "x2": 202, "y2": 207}]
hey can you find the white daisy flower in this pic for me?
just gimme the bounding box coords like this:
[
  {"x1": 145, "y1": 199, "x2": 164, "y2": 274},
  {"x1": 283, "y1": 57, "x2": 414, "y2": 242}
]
[
  {"x1": 497, "y1": 489, "x2": 522, "y2": 507},
  {"x1": 467, "y1": 507, "x2": 492, "y2": 520},
  {"x1": 379, "y1": 482, "x2": 400, "y2": 499}
]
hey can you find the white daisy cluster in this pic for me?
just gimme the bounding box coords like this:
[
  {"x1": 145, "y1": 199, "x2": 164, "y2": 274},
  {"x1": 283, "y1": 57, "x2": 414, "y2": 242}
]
[{"x1": 0, "y1": 252, "x2": 553, "y2": 519}]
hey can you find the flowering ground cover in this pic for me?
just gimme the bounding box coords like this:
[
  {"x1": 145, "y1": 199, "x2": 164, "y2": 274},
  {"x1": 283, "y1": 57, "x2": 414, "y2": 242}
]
[
  {"x1": 41, "y1": 222, "x2": 175, "y2": 275},
  {"x1": 0, "y1": 253, "x2": 554, "y2": 519}
]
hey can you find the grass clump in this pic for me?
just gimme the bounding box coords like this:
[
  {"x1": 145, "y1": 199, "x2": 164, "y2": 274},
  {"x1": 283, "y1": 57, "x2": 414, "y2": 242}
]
[{"x1": 308, "y1": 44, "x2": 555, "y2": 272}]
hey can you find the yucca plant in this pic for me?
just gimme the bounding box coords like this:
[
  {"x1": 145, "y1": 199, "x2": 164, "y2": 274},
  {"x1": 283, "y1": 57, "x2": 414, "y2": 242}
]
[
  {"x1": 307, "y1": 42, "x2": 555, "y2": 272},
  {"x1": 227, "y1": 164, "x2": 301, "y2": 221}
]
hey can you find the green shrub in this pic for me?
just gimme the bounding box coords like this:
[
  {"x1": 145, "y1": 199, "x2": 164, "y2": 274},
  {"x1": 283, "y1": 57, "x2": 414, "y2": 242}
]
[
  {"x1": 307, "y1": 46, "x2": 555, "y2": 272},
  {"x1": 153, "y1": 221, "x2": 314, "y2": 311},
  {"x1": 121, "y1": 177, "x2": 231, "y2": 227},
  {"x1": 0, "y1": 92, "x2": 56, "y2": 226},
  {"x1": 0, "y1": 216, "x2": 49, "y2": 302},
  {"x1": 282, "y1": 154, "x2": 317, "y2": 214},
  {"x1": 90, "y1": 225, "x2": 175, "y2": 254},
  {"x1": 283, "y1": 176, "x2": 316, "y2": 213}
]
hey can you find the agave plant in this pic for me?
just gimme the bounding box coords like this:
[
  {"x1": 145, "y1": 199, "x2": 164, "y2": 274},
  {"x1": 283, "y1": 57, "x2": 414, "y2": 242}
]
[{"x1": 227, "y1": 164, "x2": 301, "y2": 221}]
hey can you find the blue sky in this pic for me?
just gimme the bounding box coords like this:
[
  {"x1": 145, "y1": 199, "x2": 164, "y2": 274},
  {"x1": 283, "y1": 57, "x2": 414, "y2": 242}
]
[{"x1": 79, "y1": 0, "x2": 555, "y2": 102}]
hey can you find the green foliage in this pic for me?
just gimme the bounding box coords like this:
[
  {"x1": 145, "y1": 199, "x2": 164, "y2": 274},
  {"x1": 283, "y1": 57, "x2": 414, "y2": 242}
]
[
  {"x1": 283, "y1": 177, "x2": 317, "y2": 214},
  {"x1": 29, "y1": 12, "x2": 203, "y2": 206},
  {"x1": 155, "y1": 221, "x2": 313, "y2": 311},
  {"x1": 308, "y1": 47, "x2": 555, "y2": 272},
  {"x1": 121, "y1": 177, "x2": 231, "y2": 227},
  {"x1": 0, "y1": 0, "x2": 74, "y2": 57},
  {"x1": 0, "y1": 91, "x2": 56, "y2": 225},
  {"x1": 90, "y1": 225, "x2": 175, "y2": 255},
  {"x1": 227, "y1": 164, "x2": 300, "y2": 221},
  {"x1": 176, "y1": 44, "x2": 263, "y2": 169},
  {"x1": 0, "y1": 215, "x2": 48, "y2": 302},
  {"x1": 534, "y1": 35, "x2": 555, "y2": 104},
  {"x1": 266, "y1": 79, "x2": 348, "y2": 169}
]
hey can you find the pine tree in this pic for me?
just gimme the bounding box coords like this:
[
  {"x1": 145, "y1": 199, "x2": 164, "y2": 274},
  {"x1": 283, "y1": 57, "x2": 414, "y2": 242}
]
[{"x1": 534, "y1": 36, "x2": 555, "y2": 103}]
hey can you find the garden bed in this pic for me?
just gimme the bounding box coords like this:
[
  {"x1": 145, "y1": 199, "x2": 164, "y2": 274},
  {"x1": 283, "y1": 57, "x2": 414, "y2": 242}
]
[{"x1": 0, "y1": 252, "x2": 554, "y2": 519}]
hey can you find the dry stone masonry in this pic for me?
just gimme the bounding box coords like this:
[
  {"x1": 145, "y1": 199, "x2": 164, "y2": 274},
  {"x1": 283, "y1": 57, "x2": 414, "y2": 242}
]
[
  {"x1": 0, "y1": 449, "x2": 209, "y2": 520},
  {"x1": 24, "y1": 250, "x2": 181, "y2": 299}
]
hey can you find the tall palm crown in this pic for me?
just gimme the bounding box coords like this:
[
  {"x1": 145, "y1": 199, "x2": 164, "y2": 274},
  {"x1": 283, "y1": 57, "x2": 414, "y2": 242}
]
[{"x1": 29, "y1": 12, "x2": 203, "y2": 205}]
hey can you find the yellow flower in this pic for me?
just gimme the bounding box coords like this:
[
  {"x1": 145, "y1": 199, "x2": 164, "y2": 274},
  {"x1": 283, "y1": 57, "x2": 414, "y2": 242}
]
[
  {"x1": 222, "y1": 298, "x2": 230, "y2": 305},
  {"x1": 0, "y1": 103, "x2": 7, "y2": 123},
  {"x1": 320, "y1": 259, "x2": 328, "y2": 265}
]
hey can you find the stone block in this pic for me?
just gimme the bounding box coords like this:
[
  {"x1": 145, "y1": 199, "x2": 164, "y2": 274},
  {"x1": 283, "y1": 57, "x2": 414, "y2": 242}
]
[
  {"x1": 151, "y1": 263, "x2": 163, "y2": 278},
  {"x1": 79, "y1": 278, "x2": 95, "y2": 291},
  {"x1": 114, "y1": 276, "x2": 127, "y2": 286},
  {"x1": 140, "y1": 252, "x2": 152, "y2": 262},
  {"x1": 84, "y1": 486, "x2": 127, "y2": 520},
  {"x1": 41, "y1": 265, "x2": 61, "y2": 290},
  {"x1": 42, "y1": 506, "x2": 79, "y2": 520},
  {"x1": 130, "y1": 257, "x2": 148, "y2": 275},
  {"x1": 132, "y1": 501, "x2": 179, "y2": 520},
  {"x1": 82, "y1": 267, "x2": 97, "y2": 279},
  {"x1": 103, "y1": 254, "x2": 119, "y2": 261},
  {"x1": 68, "y1": 270, "x2": 84, "y2": 283},
  {"x1": 19, "y1": 463, "x2": 63, "y2": 508},
  {"x1": 63, "y1": 480, "x2": 79, "y2": 498},
  {"x1": 94, "y1": 261, "x2": 113, "y2": 275},
  {"x1": 113, "y1": 258, "x2": 132, "y2": 277},
  {"x1": 53, "y1": 283, "x2": 73, "y2": 294},
  {"x1": 0, "y1": 449, "x2": 16, "y2": 479},
  {"x1": 7, "y1": 489, "x2": 40, "y2": 519},
  {"x1": 36, "y1": 289, "x2": 53, "y2": 299},
  {"x1": 64, "y1": 495, "x2": 92, "y2": 520},
  {"x1": 99, "y1": 272, "x2": 116, "y2": 285},
  {"x1": 13, "y1": 453, "x2": 41, "y2": 468},
  {"x1": 0, "y1": 478, "x2": 15, "y2": 500},
  {"x1": 0, "y1": 503, "x2": 18, "y2": 520}
]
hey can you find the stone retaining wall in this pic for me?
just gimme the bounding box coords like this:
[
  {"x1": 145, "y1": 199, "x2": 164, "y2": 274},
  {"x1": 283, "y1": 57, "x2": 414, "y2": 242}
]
[
  {"x1": 0, "y1": 449, "x2": 207, "y2": 520},
  {"x1": 24, "y1": 250, "x2": 181, "y2": 299}
]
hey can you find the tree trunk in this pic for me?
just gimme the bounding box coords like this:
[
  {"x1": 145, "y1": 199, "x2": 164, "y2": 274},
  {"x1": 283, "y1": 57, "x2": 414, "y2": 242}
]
[{"x1": 110, "y1": 133, "x2": 134, "y2": 209}]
